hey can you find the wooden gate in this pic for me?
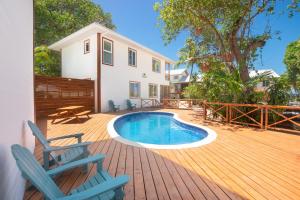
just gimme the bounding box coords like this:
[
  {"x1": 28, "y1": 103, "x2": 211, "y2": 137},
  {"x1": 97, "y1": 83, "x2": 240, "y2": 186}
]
[{"x1": 35, "y1": 75, "x2": 95, "y2": 118}]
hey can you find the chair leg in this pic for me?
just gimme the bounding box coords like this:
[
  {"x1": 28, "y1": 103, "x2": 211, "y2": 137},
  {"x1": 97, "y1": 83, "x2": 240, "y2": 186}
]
[
  {"x1": 82, "y1": 163, "x2": 88, "y2": 173},
  {"x1": 115, "y1": 188, "x2": 125, "y2": 200},
  {"x1": 81, "y1": 148, "x2": 89, "y2": 173},
  {"x1": 43, "y1": 151, "x2": 50, "y2": 170}
]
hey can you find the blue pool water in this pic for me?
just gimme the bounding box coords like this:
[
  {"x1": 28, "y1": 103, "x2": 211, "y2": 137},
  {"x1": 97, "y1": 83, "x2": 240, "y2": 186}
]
[{"x1": 114, "y1": 112, "x2": 208, "y2": 145}]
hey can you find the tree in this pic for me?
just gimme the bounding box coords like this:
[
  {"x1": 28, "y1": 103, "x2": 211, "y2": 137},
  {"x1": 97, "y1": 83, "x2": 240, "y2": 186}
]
[
  {"x1": 267, "y1": 74, "x2": 291, "y2": 105},
  {"x1": 183, "y1": 61, "x2": 245, "y2": 102},
  {"x1": 34, "y1": 46, "x2": 60, "y2": 76},
  {"x1": 154, "y1": 0, "x2": 299, "y2": 85},
  {"x1": 284, "y1": 39, "x2": 300, "y2": 90},
  {"x1": 35, "y1": 0, "x2": 115, "y2": 46},
  {"x1": 34, "y1": 0, "x2": 115, "y2": 76}
]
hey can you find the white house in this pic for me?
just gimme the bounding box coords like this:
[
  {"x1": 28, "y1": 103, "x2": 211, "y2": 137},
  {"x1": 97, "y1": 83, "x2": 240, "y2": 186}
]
[
  {"x1": 249, "y1": 69, "x2": 280, "y2": 91},
  {"x1": 49, "y1": 23, "x2": 174, "y2": 112},
  {"x1": 169, "y1": 68, "x2": 202, "y2": 99},
  {"x1": 0, "y1": 0, "x2": 35, "y2": 199}
]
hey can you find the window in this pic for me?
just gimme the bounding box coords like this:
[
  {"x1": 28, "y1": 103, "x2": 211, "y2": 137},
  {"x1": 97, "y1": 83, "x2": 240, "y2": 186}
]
[
  {"x1": 152, "y1": 58, "x2": 161, "y2": 73},
  {"x1": 129, "y1": 81, "x2": 140, "y2": 98},
  {"x1": 128, "y1": 48, "x2": 137, "y2": 67},
  {"x1": 262, "y1": 80, "x2": 270, "y2": 87},
  {"x1": 149, "y1": 83, "x2": 158, "y2": 98},
  {"x1": 173, "y1": 75, "x2": 179, "y2": 80},
  {"x1": 102, "y1": 38, "x2": 113, "y2": 65},
  {"x1": 165, "y1": 63, "x2": 171, "y2": 80},
  {"x1": 84, "y1": 39, "x2": 90, "y2": 54}
]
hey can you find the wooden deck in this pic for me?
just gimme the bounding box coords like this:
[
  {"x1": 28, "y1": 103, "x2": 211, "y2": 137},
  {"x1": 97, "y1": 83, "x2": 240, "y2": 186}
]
[{"x1": 25, "y1": 109, "x2": 300, "y2": 200}]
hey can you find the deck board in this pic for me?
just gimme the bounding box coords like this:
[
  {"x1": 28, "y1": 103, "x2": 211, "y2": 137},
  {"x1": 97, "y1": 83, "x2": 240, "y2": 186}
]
[{"x1": 25, "y1": 109, "x2": 300, "y2": 200}]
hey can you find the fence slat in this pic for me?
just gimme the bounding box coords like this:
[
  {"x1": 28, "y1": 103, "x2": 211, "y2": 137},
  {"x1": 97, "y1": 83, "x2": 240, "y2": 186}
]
[{"x1": 35, "y1": 75, "x2": 95, "y2": 118}]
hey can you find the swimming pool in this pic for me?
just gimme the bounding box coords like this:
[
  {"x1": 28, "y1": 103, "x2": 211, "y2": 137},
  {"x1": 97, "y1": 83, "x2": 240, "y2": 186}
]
[{"x1": 107, "y1": 112, "x2": 217, "y2": 149}]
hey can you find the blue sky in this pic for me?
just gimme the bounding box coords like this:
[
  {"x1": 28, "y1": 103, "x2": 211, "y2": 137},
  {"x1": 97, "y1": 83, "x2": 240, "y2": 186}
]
[{"x1": 95, "y1": 0, "x2": 300, "y2": 74}]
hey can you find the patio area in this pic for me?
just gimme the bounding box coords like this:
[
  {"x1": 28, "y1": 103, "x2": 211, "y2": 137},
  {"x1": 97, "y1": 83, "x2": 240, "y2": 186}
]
[{"x1": 25, "y1": 109, "x2": 300, "y2": 200}]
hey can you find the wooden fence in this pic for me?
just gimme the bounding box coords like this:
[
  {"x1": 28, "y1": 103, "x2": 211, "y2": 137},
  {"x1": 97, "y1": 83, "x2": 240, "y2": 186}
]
[
  {"x1": 35, "y1": 75, "x2": 95, "y2": 118},
  {"x1": 162, "y1": 99, "x2": 300, "y2": 134}
]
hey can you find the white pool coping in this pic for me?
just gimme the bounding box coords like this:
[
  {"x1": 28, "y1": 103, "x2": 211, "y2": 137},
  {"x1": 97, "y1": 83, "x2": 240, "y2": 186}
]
[{"x1": 107, "y1": 111, "x2": 217, "y2": 149}]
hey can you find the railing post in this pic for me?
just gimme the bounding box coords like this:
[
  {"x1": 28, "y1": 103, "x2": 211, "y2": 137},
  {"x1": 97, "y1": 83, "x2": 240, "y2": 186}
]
[
  {"x1": 226, "y1": 105, "x2": 229, "y2": 123},
  {"x1": 204, "y1": 101, "x2": 207, "y2": 120},
  {"x1": 260, "y1": 106, "x2": 264, "y2": 129},
  {"x1": 229, "y1": 105, "x2": 232, "y2": 124},
  {"x1": 265, "y1": 106, "x2": 268, "y2": 130},
  {"x1": 141, "y1": 99, "x2": 143, "y2": 109}
]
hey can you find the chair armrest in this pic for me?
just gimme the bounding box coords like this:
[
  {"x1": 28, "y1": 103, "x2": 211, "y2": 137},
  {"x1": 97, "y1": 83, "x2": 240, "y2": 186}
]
[
  {"x1": 44, "y1": 142, "x2": 92, "y2": 153},
  {"x1": 47, "y1": 154, "x2": 105, "y2": 177},
  {"x1": 47, "y1": 133, "x2": 84, "y2": 142},
  {"x1": 57, "y1": 175, "x2": 129, "y2": 200}
]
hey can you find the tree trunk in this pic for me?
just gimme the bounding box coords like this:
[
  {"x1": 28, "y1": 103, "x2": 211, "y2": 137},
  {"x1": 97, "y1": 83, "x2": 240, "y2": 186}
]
[{"x1": 239, "y1": 63, "x2": 250, "y2": 83}]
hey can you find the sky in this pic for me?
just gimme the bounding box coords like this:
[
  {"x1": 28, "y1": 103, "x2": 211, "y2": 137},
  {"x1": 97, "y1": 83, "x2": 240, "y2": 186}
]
[{"x1": 94, "y1": 0, "x2": 300, "y2": 75}]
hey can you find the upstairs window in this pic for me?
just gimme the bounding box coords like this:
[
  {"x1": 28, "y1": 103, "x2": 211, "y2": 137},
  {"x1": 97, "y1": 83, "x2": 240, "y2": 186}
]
[
  {"x1": 165, "y1": 62, "x2": 171, "y2": 80},
  {"x1": 84, "y1": 39, "x2": 90, "y2": 54},
  {"x1": 102, "y1": 38, "x2": 113, "y2": 65},
  {"x1": 152, "y1": 58, "x2": 161, "y2": 73},
  {"x1": 149, "y1": 83, "x2": 158, "y2": 98},
  {"x1": 129, "y1": 81, "x2": 141, "y2": 98},
  {"x1": 262, "y1": 80, "x2": 270, "y2": 87},
  {"x1": 128, "y1": 48, "x2": 137, "y2": 67}
]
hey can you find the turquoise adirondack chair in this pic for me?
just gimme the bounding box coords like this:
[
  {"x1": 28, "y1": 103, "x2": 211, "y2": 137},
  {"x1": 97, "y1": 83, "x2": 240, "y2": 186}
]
[
  {"x1": 108, "y1": 100, "x2": 120, "y2": 112},
  {"x1": 11, "y1": 144, "x2": 129, "y2": 200},
  {"x1": 126, "y1": 100, "x2": 136, "y2": 111},
  {"x1": 27, "y1": 120, "x2": 91, "y2": 171}
]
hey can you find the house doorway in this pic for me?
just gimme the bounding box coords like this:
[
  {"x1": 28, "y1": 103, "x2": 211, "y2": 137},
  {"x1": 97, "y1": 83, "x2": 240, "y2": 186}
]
[{"x1": 160, "y1": 85, "x2": 170, "y2": 100}]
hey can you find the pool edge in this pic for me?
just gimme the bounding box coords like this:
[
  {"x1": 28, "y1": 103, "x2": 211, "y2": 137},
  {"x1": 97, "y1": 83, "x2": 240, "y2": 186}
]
[{"x1": 107, "y1": 111, "x2": 217, "y2": 149}]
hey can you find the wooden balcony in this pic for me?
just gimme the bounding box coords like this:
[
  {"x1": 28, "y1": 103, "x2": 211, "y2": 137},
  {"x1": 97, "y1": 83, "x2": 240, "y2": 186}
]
[{"x1": 25, "y1": 109, "x2": 300, "y2": 200}]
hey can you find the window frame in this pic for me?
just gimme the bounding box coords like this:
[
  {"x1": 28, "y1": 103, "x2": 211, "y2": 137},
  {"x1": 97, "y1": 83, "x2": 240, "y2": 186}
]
[
  {"x1": 128, "y1": 48, "x2": 137, "y2": 67},
  {"x1": 129, "y1": 81, "x2": 141, "y2": 99},
  {"x1": 152, "y1": 58, "x2": 161, "y2": 73},
  {"x1": 149, "y1": 83, "x2": 158, "y2": 98},
  {"x1": 84, "y1": 39, "x2": 90, "y2": 54},
  {"x1": 102, "y1": 37, "x2": 114, "y2": 66},
  {"x1": 165, "y1": 62, "x2": 171, "y2": 80}
]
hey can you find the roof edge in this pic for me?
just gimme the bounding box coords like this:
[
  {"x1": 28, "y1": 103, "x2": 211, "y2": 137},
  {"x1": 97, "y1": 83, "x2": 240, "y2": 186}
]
[{"x1": 49, "y1": 22, "x2": 176, "y2": 63}]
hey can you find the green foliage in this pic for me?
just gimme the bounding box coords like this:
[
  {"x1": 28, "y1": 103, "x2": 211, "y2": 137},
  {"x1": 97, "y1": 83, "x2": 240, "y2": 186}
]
[
  {"x1": 35, "y1": 0, "x2": 115, "y2": 46},
  {"x1": 34, "y1": 0, "x2": 115, "y2": 76},
  {"x1": 284, "y1": 39, "x2": 300, "y2": 90},
  {"x1": 267, "y1": 75, "x2": 291, "y2": 105},
  {"x1": 155, "y1": 0, "x2": 299, "y2": 85},
  {"x1": 183, "y1": 62, "x2": 245, "y2": 102},
  {"x1": 34, "y1": 46, "x2": 60, "y2": 76}
]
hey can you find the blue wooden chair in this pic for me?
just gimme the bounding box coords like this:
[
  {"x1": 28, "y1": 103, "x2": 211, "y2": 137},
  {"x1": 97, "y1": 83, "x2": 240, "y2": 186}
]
[
  {"x1": 11, "y1": 144, "x2": 129, "y2": 200},
  {"x1": 27, "y1": 120, "x2": 91, "y2": 171},
  {"x1": 126, "y1": 100, "x2": 136, "y2": 111},
  {"x1": 108, "y1": 100, "x2": 120, "y2": 112}
]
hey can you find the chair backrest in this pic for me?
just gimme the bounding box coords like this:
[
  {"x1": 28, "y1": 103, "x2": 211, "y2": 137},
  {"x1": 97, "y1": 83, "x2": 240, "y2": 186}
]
[
  {"x1": 126, "y1": 100, "x2": 132, "y2": 108},
  {"x1": 108, "y1": 100, "x2": 115, "y2": 111},
  {"x1": 11, "y1": 144, "x2": 64, "y2": 199},
  {"x1": 27, "y1": 120, "x2": 50, "y2": 149}
]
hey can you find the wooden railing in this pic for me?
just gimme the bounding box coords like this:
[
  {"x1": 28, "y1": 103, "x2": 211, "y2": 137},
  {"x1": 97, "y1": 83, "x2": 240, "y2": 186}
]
[
  {"x1": 265, "y1": 105, "x2": 300, "y2": 134},
  {"x1": 141, "y1": 99, "x2": 161, "y2": 108},
  {"x1": 162, "y1": 99, "x2": 202, "y2": 109},
  {"x1": 162, "y1": 99, "x2": 300, "y2": 133}
]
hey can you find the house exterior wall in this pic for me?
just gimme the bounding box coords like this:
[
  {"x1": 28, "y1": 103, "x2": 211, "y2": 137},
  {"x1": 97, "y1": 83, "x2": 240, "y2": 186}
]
[
  {"x1": 0, "y1": 0, "x2": 35, "y2": 199},
  {"x1": 61, "y1": 33, "x2": 98, "y2": 80},
  {"x1": 100, "y1": 35, "x2": 170, "y2": 112},
  {"x1": 61, "y1": 33, "x2": 170, "y2": 112}
]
